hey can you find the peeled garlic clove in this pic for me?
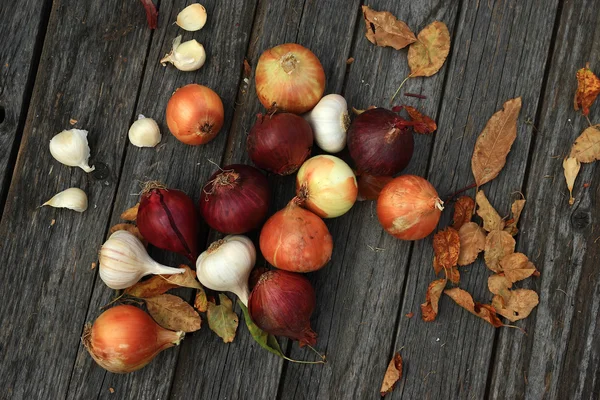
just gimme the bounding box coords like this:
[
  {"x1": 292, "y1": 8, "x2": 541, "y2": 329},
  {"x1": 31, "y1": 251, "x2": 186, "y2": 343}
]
[
  {"x1": 42, "y1": 187, "x2": 88, "y2": 212},
  {"x1": 128, "y1": 115, "x2": 161, "y2": 147},
  {"x1": 176, "y1": 3, "x2": 207, "y2": 31},
  {"x1": 49, "y1": 129, "x2": 95, "y2": 172},
  {"x1": 160, "y1": 35, "x2": 206, "y2": 72},
  {"x1": 303, "y1": 94, "x2": 349, "y2": 153}
]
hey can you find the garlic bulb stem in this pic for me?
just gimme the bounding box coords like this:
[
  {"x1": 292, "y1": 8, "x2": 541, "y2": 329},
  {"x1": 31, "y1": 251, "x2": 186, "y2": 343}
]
[
  {"x1": 42, "y1": 187, "x2": 88, "y2": 212},
  {"x1": 304, "y1": 94, "x2": 349, "y2": 153},
  {"x1": 49, "y1": 129, "x2": 95, "y2": 172},
  {"x1": 160, "y1": 35, "x2": 206, "y2": 72}
]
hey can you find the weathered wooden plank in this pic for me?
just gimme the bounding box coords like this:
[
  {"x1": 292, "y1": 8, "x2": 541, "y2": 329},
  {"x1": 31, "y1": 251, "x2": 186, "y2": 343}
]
[
  {"x1": 65, "y1": 1, "x2": 260, "y2": 399},
  {"x1": 0, "y1": 0, "x2": 154, "y2": 398},
  {"x1": 489, "y1": 1, "x2": 600, "y2": 398},
  {"x1": 0, "y1": 0, "x2": 50, "y2": 207},
  {"x1": 391, "y1": 0, "x2": 560, "y2": 399}
]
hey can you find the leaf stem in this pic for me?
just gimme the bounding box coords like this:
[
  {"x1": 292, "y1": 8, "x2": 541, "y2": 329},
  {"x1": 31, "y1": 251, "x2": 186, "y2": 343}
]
[
  {"x1": 390, "y1": 74, "x2": 413, "y2": 105},
  {"x1": 444, "y1": 182, "x2": 477, "y2": 202}
]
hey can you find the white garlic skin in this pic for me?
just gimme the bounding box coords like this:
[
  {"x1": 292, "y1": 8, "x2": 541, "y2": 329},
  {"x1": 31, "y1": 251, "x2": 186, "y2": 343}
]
[
  {"x1": 160, "y1": 35, "x2": 206, "y2": 72},
  {"x1": 49, "y1": 129, "x2": 95, "y2": 172},
  {"x1": 196, "y1": 235, "x2": 255, "y2": 306},
  {"x1": 304, "y1": 94, "x2": 349, "y2": 153},
  {"x1": 42, "y1": 187, "x2": 88, "y2": 212},
  {"x1": 176, "y1": 3, "x2": 207, "y2": 31},
  {"x1": 128, "y1": 115, "x2": 161, "y2": 147},
  {"x1": 99, "y1": 230, "x2": 184, "y2": 290}
]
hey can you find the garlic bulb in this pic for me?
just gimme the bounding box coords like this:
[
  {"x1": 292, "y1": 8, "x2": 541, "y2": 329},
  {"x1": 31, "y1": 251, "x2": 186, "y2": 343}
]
[
  {"x1": 128, "y1": 115, "x2": 161, "y2": 147},
  {"x1": 42, "y1": 187, "x2": 88, "y2": 212},
  {"x1": 160, "y1": 35, "x2": 206, "y2": 72},
  {"x1": 303, "y1": 94, "x2": 350, "y2": 153},
  {"x1": 176, "y1": 3, "x2": 207, "y2": 31},
  {"x1": 99, "y1": 230, "x2": 184, "y2": 290},
  {"x1": 196, "y1": 235, "x2": 255, "y2": 306},
  {"x1": 49, "y1": 129, "x2": 95, "y2": 172}
]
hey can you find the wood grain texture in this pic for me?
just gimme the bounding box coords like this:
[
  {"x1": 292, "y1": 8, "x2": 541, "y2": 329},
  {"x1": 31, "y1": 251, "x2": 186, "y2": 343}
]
[
  {"x1": 391, "y1": 0, "x2": 560, "y2": 399},
  {"x1": 0, "y1": 0, "x2": 154, "y2": 398},
  {"x1": 0, "y1": 0, "x2": 50, "y2": 206},
  {"x1": 489, "y1": 1, "x2": 600, "y2": 399}
]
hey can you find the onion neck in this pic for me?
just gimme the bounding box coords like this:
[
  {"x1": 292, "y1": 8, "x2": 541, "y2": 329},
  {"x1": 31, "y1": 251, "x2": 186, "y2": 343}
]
[
  {"x1": 141, "y1": 181, "x2": 167, "y2": 196},
  {"x1": 280, "y1": 52, "x2": 298, "y2": 74},
  {"x1": 157, "y1": 327, "x2": 185, "y2": 346},
  {"x1": 433, "y1": 197, "x2": 444, "y2": 211}
]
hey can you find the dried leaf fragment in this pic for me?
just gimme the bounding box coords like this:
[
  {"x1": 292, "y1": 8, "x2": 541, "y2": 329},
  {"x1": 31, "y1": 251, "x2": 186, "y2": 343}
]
[
  {"x1": 126, "y1": 265, "x2": 200, "y2": 298},
  {"x1": 145, "y1": 294, "x2": 201, "y2": 332},
  {"x1": 194, "y1": 288, "x2": 208, "y2": 312},
  {"x1": 499, "y1": 253, "x2": 537, "y2": 283},
  {"x1": 433, "y1": 227, "x2": 460, "y2": 269},
  {"x1": 243, "y1": 59, "x2": 252, "y2": 79},
  {"x1": 492, "y1": 289, "x2": 539, "y2": 322},
  {"x1": 569, "y1": 126, "x2": 600, "y2": 163},
  {"x1": 380, "y1": 352, "x2": 403, "y2": 396},
  {"x1": 407, "y1": 21, "x2": 450, "y2": 77},
  {"x1": 120, "y1": 202, "x2": 140, "y2": 221},
  {"x1": 457, "y1": 222, "x2": 486, "y2": 266},
  {"x1": 504, "y1": 199, "x2": 526, "y2": 236},
  {"x1": 207, "y1": 294, "x2": 239, "y2": 343},
  {"x1": 471, "y1": 97, "x2": 522, "y2": 187},
  {"x1": 240, "y1": 303, "x2": 286, "y2": 358},
  {"x1": 445, "y1": 267, "x2": 460, "y2": 284},
  {"x1": 421, "y1": 278, "x2": 447, "y2": 322},
  {"x1": 362, "y1": 6, "x2": 416, "y2": 50},
  {"x1": 452, "y1": 196, "x2": 475, "y2": 230},
  {"x1": 357, "y1": 174, "x2": 393, "y2": 201},
  {"x1": 444, "y1": 288, "x2": 503, "y2": 327},
  {"x1": 488, "y1": 274, "x2": 512, "y2": 301},
  {"x1": 574, "y1": 63, "x2": 600, "y2": 116},
  {"x1": 403, "y1": 106, "x2": 437, "y2": 134},
  {"x1": 476, "y1": 191, "x2": 504, "y2": 232},
  {"x1": 563, "y1": 157, "x2": 581, "y2": 205},
  {"x1": 484, "y1": 230, "x2": 516, "y2": 273},
  {"x1": 432, "y1": 256, "x2": 443, "y2": 275}
]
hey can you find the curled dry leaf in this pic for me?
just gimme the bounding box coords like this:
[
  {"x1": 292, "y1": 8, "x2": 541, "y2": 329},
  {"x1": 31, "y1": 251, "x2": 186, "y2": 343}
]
[
  {"x1": 407, "y1": 21, "x2": 450, "y2": 77},
  {"x1": 362, "y1": 6, "x2": 416, "y2": 50},
  {"x1": 499, "y1": 253, "x2": 538, "y2": 283},
  {"x1": 476, "y1": 191, "x2": 504, "y2": 232},
  {"x1": 432, "y1": 256, "x2": 443, "y2": 275},
  {"x1": 139, "y1": 0, "x2": 158, "y2": 29},
  {"x1": 569, "y1": 126, "x2": 600, "y2": 163},
  {"x1": 492, "y1": 289, "x2": 539, "y2": 322},
  {"x1": 421, "y1": 278, "x2": 447, "y2": 322},
  {"x1": 145, "y1": 294, "x2": 201, "y2": 332},
  {"x1": 444, "y1": 288, "x2": 503, "y2": 327},
  {"x1": 433, "y1": 227, "x2": 460, "y2": 269},
  {"x1": 380, "y1": 352, "x2": 403, "y2": 397},
  {"x1": 240, "y1": 303, "x2": 285, "y2": 358},
  {"x1": 207, "y1": 294, "x2": 239, "y2": 343},
  {"x1": 126, "y1": 265, "x2": 201, "y2": 298},
  {"x1": 403, "y1": 106, "x2": 437, "y2": 134},
  {"x1": 574, "y1": 63, "x2": 600, "y2": 116},
  {"x1": 488, "y1": 274, "x2": 512, "y2": 301},
  {"x1": 109, "y1": 223, "x2": 146, "y2": 245},
  {"x1": 484, "y1": 230, "x2": 515, "y2": 273},
  {"x1": 504, "y1": 198, "x2": 526, "y2": 236},
  {"x1": 120, "y1": 202, "x2": 140, "y2": 221},
  {"x1": 445, "y1": 267, "x2": 460, "y2": 284},
  {"x1": 357, "y1": 174, "x2": 393, "y2": 201},
  {"x1": 452, "y1": 196, "x2": 475, "y2": 230},
  {"x1": 563, "y1": 157, "x2": 581, "y2": 206},
  {"x1": 471, "y1": 97, "x2": 522, "y2": 188},
  {"x1": 457, "y1": 222, "x2": 486, "y2": 266},
  {"x1": 194, "y1": 288, "x2": 208, "y2": 312}
]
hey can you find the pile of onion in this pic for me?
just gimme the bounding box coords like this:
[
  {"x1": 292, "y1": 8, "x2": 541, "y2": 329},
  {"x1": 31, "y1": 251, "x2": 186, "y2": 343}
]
[
  {"x1": 377, "y1": 175, "x2": 443, "y2": 240},
  {"x1": 347, "y1": 108, "x2": 415, "y2": 176},
  {"x1": 255, "y1": 43, "x2": 325, "y2": 114},
  {"x1": 200, "y1": 164, "x2": 270, "y2": 234},
  {"x1": 166, "y1": 84, "x2": 224, "y2": 145},
  {"x1": 260, "y1": 199, "x2": 332, "y2": 272},
  {"x1": 247, "y1": 112, "x2": 313, "y2": 175}
]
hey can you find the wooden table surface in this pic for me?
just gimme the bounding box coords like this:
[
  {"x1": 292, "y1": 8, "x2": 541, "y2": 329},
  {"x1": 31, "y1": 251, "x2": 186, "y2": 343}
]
[{"x1": 1, "y1": 0, "x2": 599, "y2": 399}]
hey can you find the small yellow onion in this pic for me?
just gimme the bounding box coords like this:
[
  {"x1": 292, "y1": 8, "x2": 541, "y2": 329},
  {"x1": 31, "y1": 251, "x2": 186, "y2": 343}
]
[{"x1": 296, "y1": 155, "x2": 358, "y2": 218}]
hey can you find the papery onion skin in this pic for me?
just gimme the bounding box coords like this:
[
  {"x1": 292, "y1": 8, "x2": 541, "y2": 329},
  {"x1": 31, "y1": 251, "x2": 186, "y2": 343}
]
[
  {"x1": 347, "y1": 108, "x2": 414, "y2": 176},
  {"x1": 296, "y1": 155, "x2": 357, "y2": 218},
  {"x1": 200, "y1": 164, "x2": 271, "y2": 234},
  {"x1": 377, "y1": 175, "x2": 443, "y2": 240},
  {"x1": 137, "y1": 184, "x2": 199, "y2": 262},
  {"x1": 248, "y1": 270, "x2": 317, "y2": 347},
  {"x1": 255, "y1": 43, "x2": 325, "y2": 114},
  {"x1": 83, "y1": 305, "x2": 184, "y2": 373},
  {"x1": 247, "y1": 113, "x2": 313, "y2": 175},
  {"x1": 166, "y1": 84, "x2": 224, "y2": 145},
  {"x1": 260, "y1": 200, "x2": 332, "y2": 272}
]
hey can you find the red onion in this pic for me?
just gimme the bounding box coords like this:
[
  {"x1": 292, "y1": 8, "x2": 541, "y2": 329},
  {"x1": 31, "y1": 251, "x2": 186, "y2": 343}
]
[
  {"x1": 247, "y1": 113, "x2": 313, "y2": 175},
  {"x1": 199, "y1": 164, "x2": 270, "y2": 234},
  {"x1": 248, "y1": 270, "x2": 317, "y2": 347},
  {"x1": 347, "y1": 108, "x2": 415, "y2": 176},
  {"x1": 137, "y1": 182, "x2": 199, "y2": 262}
]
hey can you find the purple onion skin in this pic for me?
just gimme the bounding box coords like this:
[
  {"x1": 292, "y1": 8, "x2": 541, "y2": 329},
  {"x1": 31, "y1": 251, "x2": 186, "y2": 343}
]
[
  {"x1": 200, "y1": 164, "x2": 271, "y2": 234},
  {"x1": 347, "y1": 108, "x2": 414, "y2": 176}
]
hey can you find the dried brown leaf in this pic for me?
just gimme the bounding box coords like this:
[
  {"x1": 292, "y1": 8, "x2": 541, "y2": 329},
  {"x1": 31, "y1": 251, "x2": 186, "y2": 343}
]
[
  {"x1": 499, "y1": 253, "x2": 537, "y2": 283},
  {"x1": 194, "y1": 288, "x2": 208, "y2": 312},
  {"x1": 504, "y1": 199, "x2": 526, "y2": 236},
  {"x1": 444, "y1": 288, "x2": 503, "y2": 327},
  {"x1": 471, "y1": 97, "x2": 522, "y2": 187},
  {"x1": 476, "y1": 191, "x2": 504, "y2": 232},
  {"x1": 404, "y1": 106, "x2": 437, "y2": 134},
  {"x1": 445, "y1": 267, "x2": 460, "y2": 284},
  {"x1": 109, "y1": 223, "x2": 146, "y2": 245},
  {"x1": 484, "y1": 230, "x2": 516, "y2": 273},
  {"x1": 120, "y1": 202, "x2": 140, "y2": 221},
  {"x1": 492, "y1": 289, "x2": 539, "y2": 322},
  {"x1": 570, "y1": 126, "x2": 600, "y2": 163},
  {"x1": 362, "y1": 6, "x2": 416, "y2": 50},
  {"x1": 563, "y1": 157, "x2": 581, "y2": 206},
  {"x1": 574, "y1": 63, "x2": 600, "y2": 116},
  {"x1": 207, "y1": 294, "x2": 239, "y2": 343},
  {"x1": 145, "y1": 294, "x2": 201, "y2": 332},
  {"x1": 380, "y1": 352, "x2": 403, "y2": 396},
  {"x1": 487, "y1": 274, "x2": 512, "y2": 301},
  {"x1": 457, "y1": 222, "x2": 486, "y2": 266},
  {"x1": 421, "y1": 278, "x2": 447, "y2": 322},
  {"x1": 432, "y1": 256, "x2": 443, "y2": 275},
  {"x1": 243, "y1": 59, "x2": 252, "y2": 79},
  {"x1": 357, "y1": 174, "x2": 394, "y2": 201},
  {"x1": 126, "y1": 265, "x2": 200, "y2": 298},
  {"x1": 452, "y1": 196, "x2": 475, "y2": 230},
  {"x1": 433, "y1": 227, "x2": 460, "y2": 269},
  {"x1": 407, "y1": 21, "x2": 450, "y2": 77}
]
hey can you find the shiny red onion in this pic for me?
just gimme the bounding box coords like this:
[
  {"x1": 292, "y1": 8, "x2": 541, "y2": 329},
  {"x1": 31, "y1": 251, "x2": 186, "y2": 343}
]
[
  {"x1": 199, "y1": 164, "x2": 271, "y2": 234},
  {"x1": 247, "y1": 113, "x2": 313, "y2": 175}
]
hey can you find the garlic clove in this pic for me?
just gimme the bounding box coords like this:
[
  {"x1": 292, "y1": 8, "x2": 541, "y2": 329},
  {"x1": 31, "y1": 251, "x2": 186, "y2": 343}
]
[
  {"x1": 42, "y1": 187, "x2": 88, "y2": 212},
  {"x1": 160, "y1": 35, "x2": 206, "y2": 72},
  {"x1": 49, "y1": 129, "x2": 95, "y2": 172},
  {"x1": 176, "y1": 3, "x2": 207, "y2": 32},
  {"x1": 129, "y1": 114, "x2": 161, "y2": 147},
  {"x1": 304, "y1": 94, "x2": 349, "y2": 153}
]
